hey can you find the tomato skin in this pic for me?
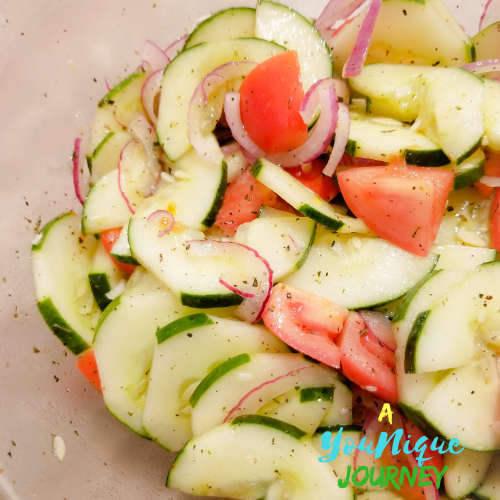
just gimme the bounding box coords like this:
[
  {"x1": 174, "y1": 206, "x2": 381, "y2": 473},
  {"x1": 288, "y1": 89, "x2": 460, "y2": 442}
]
[
  {"x1": 239, "y1": 51, "x2": 308, "y2": 154},
  {"x1": 101, "y1": 228, "x2": 137, "y2": 274},
  {"x1": 475, "y1": 150, "x2": 500, "y2": 197},
  {"x1": 75, "y1": 350, "x2": 102, "y2": 393},
  {"x1": 286, "y1": 156, "x2": 340, "y2": 202},
  {"x1": 262, "y1": 283, "x2": 349, "y2": 369},
  {"x1": 337, "y1": 311, "x2": 398, "y2": 403},
  {"x1": 492, "y1": 188, "x2": 500, "y2": 251},
  {"x1": 337, "y1": 157, "x2": 454, "y2": 256},
  {"x1": 216, "y1": 168, "x2": 277, "y2": 236}
]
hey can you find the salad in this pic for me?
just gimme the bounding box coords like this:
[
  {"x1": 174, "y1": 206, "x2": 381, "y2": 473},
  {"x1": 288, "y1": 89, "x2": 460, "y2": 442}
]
[{"x1": 29, "y1": 0, "x2": 500, "y2": 498}]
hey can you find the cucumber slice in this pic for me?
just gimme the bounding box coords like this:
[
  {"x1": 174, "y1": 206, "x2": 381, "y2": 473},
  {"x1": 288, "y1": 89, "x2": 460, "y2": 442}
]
[
  {"x1": 484, "y1": 79, "x2": 500, "y2": 153},
  {"x1": 134, "y1": 149, "x2": 227, "y2": 230},
  {"x1": 234, "y1": 215, "x2": 316, "y2": 281},
  {"x1": 328, "y1": 0, "x2": 473, "y2": 76},
  {"x1": 255, "y1": 0, "x2": 332, "y2": 92},
  {"x1": 98, "y1": 69, "x2": 147, "y2": 127},
  {"x1": 405, "y1": 262, "x2": 500, "y2": 373},
  {"x1": 356, "y1": 491, "x2": 406, "y2": 500},
  {"x1": 88, "y1": 106, "x2": 123, "y2": 156},
  {"x1": 109, "y1": 222, "x2": 139, "y2": 266},
  {"x1": 184, "y1": 8, "x2": 256, "y2": 49},
  {"x1": 128, "y1": 219, "x2": 242, "y2": 307},
  {"x1": 419, "y1": 68, "x2": 483, "y2": 164},
  {"x1": 473, "y1": 22, "x2": 500, "y2": 61},
  {"x1": 157, "y1": 39, "x2": 285, "y2": 162},
  {"x1": 444, "y1": 448, "x2": 493, "y2": 500},
  {"x1": 93, "y1": 283, "x2": 190, "y2": 436},
  {"x1": 415, "y1": 355, "x2": 500, "y2": 451},
  {"x1": 284, "y1": 227, "x2": 438, "y2": 310},
  {"x1": 319, "y1": 380, "x2": 353, "y2": 427},
  {"x1": 366, "y1": 96, "x2": 418, "y2": 123},
  {"x1": 432, "y1": 244, "x2": 497, "y2": 272},
  {"x1": 88, "y1": 240, "x2": 127, "y2": 311},
  {"x1": 347, "y1": 113, "x2": 448, "y2": 166},
  {"x1": 445, "y1": 148, "x2": 485, "y2": 191},
  {"x1": 167, "y1": 415, "x2": 351, "y2": 500},
  {"x1": 31, "y1": 212, "x2": 98, "y2": 354},
  {"x1": 88, "y1": 130, "x2": 133, "y2": 182},
  {"x1": 251, "y1": 159, "x2": 369, "y2": 233},
  {"x1": 191, "y1": 353, "x2": 316, "y2": 436},
  {"x1": 142, "y1": 313, "x2": 288, "y2": 450},
  {"x1": 473, "y1": 453, "x2": 500, "y2": 500}
]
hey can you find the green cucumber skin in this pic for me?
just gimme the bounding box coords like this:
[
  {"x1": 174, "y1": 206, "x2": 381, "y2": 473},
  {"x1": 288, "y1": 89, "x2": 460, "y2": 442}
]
[
  {"x1": 453, "y1": 159, "x2": 485, "y2": 191},
  {"x1": 251, "y1": 158, "x2": 264, "y2": 178},
  {"x1": 32, "y1": 212, "x2": 73, "y2": 252},
  {"x1": 399, "y1": 403, "x2": 447, "y2": 443},
  {"x1": 180, "y1": 292, "x2": 243, "y2": 309},
  {"x1": 189, "y1": 353, "x2": 251, "y2": 407},
  {"x1": 86, "y1": 131, "x2": 116, "y2": 174},
  {"x1": 98, "y1": 69, "x2": 145, "y2": 107},
  {"x1": 300, "y1": 386, "x2": 333, "y2": 403},
  {"x1": 156, "y1": 313, "x2": 214, "y2": 344},
  {"x1": 404, "y1": 148, "x2": 451, "y2": 167},
  {"x1": 344, "y1": 140, "x2": 357, "y2": 157},
  {"x1": 109, "y1": 252, "x2": 139, "y2": 266},
  {"x1": 295, "y1": 222, "x2": 317, "y2": 270},
  {"x1": 93, "y1": 295, "x2": 122, "y2": 340},
  {"x1": 202, "y1": 160, "x2": 227, "y2": 228},
  {"x1": 88, "y1": 273, "x2": 112, "y2": 311},
  {"x1": 231, "y1": 414, "x2": 307, "y2": 440},
  {"x1": 456, "y1": 135, "x2": 483, "y2": 165},
  {"x1": 404, "y1": 310, "x2": 431, "y2": 374},
  {"x1": 314, "y1": 425, "x2": 363, "y2": 436},
  {"x1": 37, "y1": 298, "x2": 90, "y2": 355},
  {"x1": 298, "y1": 205, "x2": 344, "y2": 231}
]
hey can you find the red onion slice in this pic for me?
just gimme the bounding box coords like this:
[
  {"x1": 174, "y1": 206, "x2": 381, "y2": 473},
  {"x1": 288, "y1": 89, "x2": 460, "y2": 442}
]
[
  {"x1": 315, "y1": 0, "x2": 366, "y2": 40},
  {"x1": 187, "y1": 240, "x2": 272, "y2": 323},
  {"x1": 463, "y1": 58, "x2": 500, "y2": 75},
  {"x1": 72, "y1": 138, "x2": 85, "y2": 205},
  {"x1": 323, "y1": 102, "x2": 350, "y2": 176},
  {"x1": 138, "y1": 40, "x2": 170, "y2": 73},
  {"x1": 147, "y1": 210, "x2": 175, "y2": 237},
  {"x1": 189, "y1": 62, "x2": 258, "y2": 164},
  {"x1": 164, "y1": 34, "x2": 188, "y2": 61},
  {"x1": 117, "y1": 141, "x2": 136, "y2": 214},
  {"x1": 219, "y1": 280, "x2": 256, "y2": 299},
  {"x1": 479, "y1": 0, "x2": 500, "y2": 32},
  {"x1": 72, "y1": 112, "x2": 91, "y2": 206},
  {"x1": 342, "y1": 0, "x2": 382, "y2": 78},
  {"x1": 300, "y1": 78, "x2": 348, "y2": 125},
  {"x1": 359, "y1": 309, "x2": 397, "y2": 351},
  {"x1": 141, "y1": 70, "x2": 162, "y2": 126},
  {"x1": 354, "y1": 411, "x2": 386, "y2": 470}
]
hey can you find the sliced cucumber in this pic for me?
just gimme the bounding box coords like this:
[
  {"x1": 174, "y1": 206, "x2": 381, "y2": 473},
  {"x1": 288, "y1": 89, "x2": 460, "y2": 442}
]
[
  {"x1": 88, "y1": 240, "x2": 127, "y2": 311},
  {"x1": 356, "y1": 491, "x2": 406, "y2": 500},
  {"x1": 328, "y1": 0, "x2": 473, "y2": 76},
  {"x1": 191, "y1": 353, "x2": 316, "y2": 436},
  {"x1": 473, "y1": 21, "x2": 500, "y2": 61},
  {"x1": 133, "y1": 149, "x2": 227, "y2": 230},
  {"x1": 157, "y1": 39, "x2": 285, "y2": 161},
  {"x1": 93, "y1": 283, "x2": 189, "y2": 436},
  {"x1": 347, "y1": 113, "x2": 448, "y2": 166},
  {"x1": 444, "y1": 448, "x2": 493, "y2": 500},
  {"x1": 484, "y1": 78, "x2": 500, "y2": 153},
  {"x1": 167, "y1": 415, "x2": 350, "y2": 500},
  {"x1": 319, "y1": 379, "x2": 353, "y2": 427},
  {"x1": 184, "y1": 8, "x2": 256, "y2": 49},
  {"x1": 128, "y1": 219, "x2": 242, "y2": 308},
  {"x1": 445, "y1": 148, "x2": 485, "y2": 191},
  {"x1": 109, "y1": 222, "x2": 139, "y2": 266},
  {"x1": 251, "y1": 159, "x2": 369, "y2": 233},
  {"x1": 98, "y1": 69, "x2": 147, "y2": 127},
  {"x1": 284, "y1": 227, "x2": 438, "y2": 310},
  {"x1": 419, "y1": 68, "x2": 483, "y2": 164},
  {"x1": 88, "y1": 106, "x2": 123, "y2": 156},
  {"x1": 255, "y1": 0, "x2": 332, "y2": 92},
  {"x1": 415, "y1": 354, "x2": 500, "y2": 451},
  {"x1": 405, "y1": 262, "x2": 500, "y2": 373},
  {"x1": 31, "y1": 212, "x2": 98, "y2": 354},
  {"x1": 88, "y1": 130, "x2": 133, "y2": 182},
  {"x1": 234, "y1": 215, "x2": 316, "y2": 281},
  {"x1": 366, "y1": 96, "x2": 418, "y2": 123},
  {"x1": 142, "y1": 313, "x2": 288, "y2": 450},
  {"x1": 432, "y1": 244, "x2": 497, "y2": 272},
  {"x1": 473, "y1": 453, "x2": 500, "y2": 500}
]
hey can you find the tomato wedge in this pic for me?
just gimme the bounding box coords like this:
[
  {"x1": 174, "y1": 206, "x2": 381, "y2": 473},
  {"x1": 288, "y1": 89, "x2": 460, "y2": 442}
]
[
  {"x1": 337, "y1": 311, "x2": 398, "y2": 403},
  {"x1": 101, "y1": 228, "x2": 137, "y2": 274},
  {"x1": 337, "y1": 157, "x2": 454, "y2": 256},
  {"x1": 261, "y1": 283, "x2": 349, "y2": 369},
  {"x1": 216, "y1": 167, "x2": 277, "y2": 236},
  {"x1": 75, "y1": 350, "x2": 102, "y2": 393},
  {"x1": 286, "y1": 155, "x2": 340, "y2": 202},
  {"x1": 239, "y1": 51, "x2": 308, "y2": 154}
]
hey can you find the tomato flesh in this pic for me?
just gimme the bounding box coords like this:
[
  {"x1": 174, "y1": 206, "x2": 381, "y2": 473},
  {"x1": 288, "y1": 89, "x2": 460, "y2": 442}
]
[
  {"x1": 286, "y1": 156, "x2": 340, "y2": 202},
  {"x1": 337, "y1": 311, "x2": 398, "y2": 403},
  {"x1": 239, "y1": 51, "x2": 308, "y2": 154},
  {"x1": 75, "y1": 350, "x2": 102, "y2": 393},
  {"x1": 216, "y1": 168, "x2": 277, "y2": 236},
  {"x1": 337, "y1": 157, "x2": 454, "y2": 256},
  {"x1": 262, "y1": 283, "x2": 349, "y2": 369},
  {"x1": 101, "y1": 228, "x2": 137, "y2": 274}
]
